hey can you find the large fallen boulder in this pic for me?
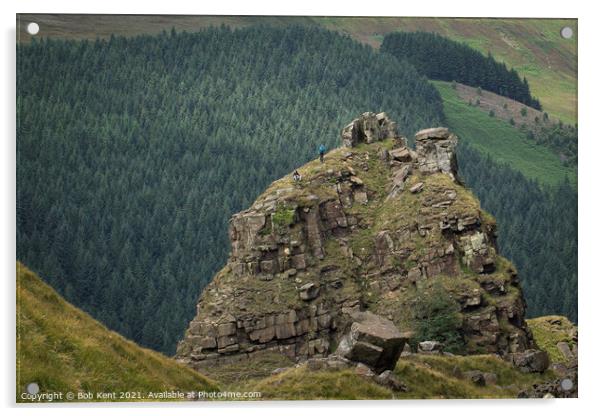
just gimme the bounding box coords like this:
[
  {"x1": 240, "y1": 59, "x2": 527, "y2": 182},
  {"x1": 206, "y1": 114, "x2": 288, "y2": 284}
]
[
  {"x1": 508, "y1": 349, "x2": 550, "y2": 373},
  {"x1": 335, "y1": 310, "x2": 407, "y2": 373}
]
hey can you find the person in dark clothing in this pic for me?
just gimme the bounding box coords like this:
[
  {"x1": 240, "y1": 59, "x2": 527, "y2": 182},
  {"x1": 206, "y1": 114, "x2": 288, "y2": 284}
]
[
  {"x1": 293, "y1": 170, "x2": 301, "y2": 182},
  {"x1": 318, "y1": 144, "x2": 326, "y2": 163}
]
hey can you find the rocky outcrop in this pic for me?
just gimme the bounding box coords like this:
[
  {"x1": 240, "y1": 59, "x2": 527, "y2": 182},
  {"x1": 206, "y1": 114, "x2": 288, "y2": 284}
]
[
  {"x1": 341, "y1": 112, "x2": 401, "y2": 148},
  {"x1": 175, "y1": 113, "x2": 536, "y2": 371},
  {"x1": 415, "y1": 127, "x2": 459, "y2": 180}
]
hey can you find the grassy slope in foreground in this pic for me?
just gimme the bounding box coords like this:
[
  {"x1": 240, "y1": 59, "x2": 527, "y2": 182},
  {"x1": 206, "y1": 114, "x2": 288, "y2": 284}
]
[
  {"x1": 241, "y1": 352, "x2": 552, "y2": 400},
  {"x1": 16, "y1": 262, "x2": 218, "y2": 402},
  {"x1": 434, "y1": 81, "x2": 576, "y2": 187}
]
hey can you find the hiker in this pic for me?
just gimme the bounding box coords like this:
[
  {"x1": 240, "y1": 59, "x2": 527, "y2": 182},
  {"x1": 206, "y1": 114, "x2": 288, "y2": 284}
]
[
  {"x1": 293, "y1": 170, "x2": 301, "y2": 182},
  {"x1": 318, "y1": 144, "x2": 326, "y2": 163}
]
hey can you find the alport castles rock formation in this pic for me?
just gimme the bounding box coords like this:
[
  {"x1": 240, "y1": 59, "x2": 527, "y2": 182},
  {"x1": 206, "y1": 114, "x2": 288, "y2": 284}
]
[{"x1": 176, "y1": 112, "x2": 540, "y2": 372}]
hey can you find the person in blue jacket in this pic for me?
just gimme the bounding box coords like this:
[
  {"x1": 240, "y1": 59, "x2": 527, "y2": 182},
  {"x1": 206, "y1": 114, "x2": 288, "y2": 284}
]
[{"x1": 318, "y1": 144, "x2": 326, "y2": 163}]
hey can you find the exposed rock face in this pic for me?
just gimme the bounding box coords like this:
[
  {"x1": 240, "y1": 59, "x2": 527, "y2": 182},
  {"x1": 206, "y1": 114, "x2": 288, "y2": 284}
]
[
  {"x1": 415, "y1": 127, "x2": 459, "y2": 180},
  {"x1": 334, "y1": 310, "x2": 406, "y2": 373},
  {"x1": 341, "y1": 112, "x2": 401, "y2": 148},
  {"x1": 175, "y1": 113, "x2": 536, "y2": 371}
]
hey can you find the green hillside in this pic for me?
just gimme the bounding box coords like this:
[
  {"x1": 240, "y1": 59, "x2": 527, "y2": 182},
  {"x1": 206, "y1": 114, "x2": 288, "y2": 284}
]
[
  {"x1": 434, "y1": 80, "x2": 576, "y2": 187},
  {"x1": 316, "y1": 17, "x2": 577, "y2": 123},
  {"x1": 18, "y1": 15, "x2": 577, "y2": 123},
  {"x1": 528, "y1": 316, "x2": 578, "y2": 364},
  {"x1": 16, "y1": 262, "x2": 218, "y2": 403}
]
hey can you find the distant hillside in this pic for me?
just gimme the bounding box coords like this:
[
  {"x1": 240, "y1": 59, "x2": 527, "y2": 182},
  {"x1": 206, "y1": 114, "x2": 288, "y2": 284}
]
[
  {"x1": 434, "y1": 81, "x2": 576, "y2": 186},
  {"x1": 16, "y1": 262, "x2": 217, "y2": 403},
  {"x1": 440, "y1": 82, "x2": 577, "y2": 168},
  {"x1": 18, "y1": 14, "x2": 577, "y2": 123},
  {"x1": 381, "y1": 31, "x2": 541, "y2": 109}
]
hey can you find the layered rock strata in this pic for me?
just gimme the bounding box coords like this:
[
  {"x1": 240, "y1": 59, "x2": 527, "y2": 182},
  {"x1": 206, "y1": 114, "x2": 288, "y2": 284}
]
[{"x1": 176, "y1": 112, "x2": 535, "y2": 371}]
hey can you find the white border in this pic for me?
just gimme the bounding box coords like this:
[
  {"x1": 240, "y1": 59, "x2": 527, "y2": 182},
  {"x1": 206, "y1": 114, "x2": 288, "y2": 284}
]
[{"x1": 2, "y1": 1, "x2": 600, "y2": 415}]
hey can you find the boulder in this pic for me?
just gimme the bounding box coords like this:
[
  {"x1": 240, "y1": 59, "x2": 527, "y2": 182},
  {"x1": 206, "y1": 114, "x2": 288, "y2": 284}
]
[
  {"x1": 305, "y1": 356, "x2": 352, "y2": 372},
  {"x1": 508, "y1": 349, "x2": 550, "y2": 373},
  {"x1": 355, "y1": 362, "x2": 375, "y2": 378},
  {"x1": 483, "y1": 372, "x2": 498, "y2": 386},
  {"x1": 298, "y1": 282, "x2": 320, "y2": 301},
  {"x1": 271, "y1": 367, "x2": 289, "y2": 376},
  {"x1": 335, "y1": 311, "x2": 407, "y2": 373},
  {"x1": 556, "y1": 341, "x2": 574, "y2": 360},
  {"x1": 417, "y1": 340, "x2": 444, "y2": 354},
  {"x1": 409, "y1": 182, "x2": 424, "y2": 194},
  {"x1": 389, "y1": 147, "x2": 413, "y2": 162}
]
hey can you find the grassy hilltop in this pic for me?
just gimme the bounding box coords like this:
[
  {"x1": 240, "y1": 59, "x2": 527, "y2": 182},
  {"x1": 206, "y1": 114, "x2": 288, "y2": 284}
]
[{"x1": 16, "y1": 262, "x2": 218, "y2": 403}]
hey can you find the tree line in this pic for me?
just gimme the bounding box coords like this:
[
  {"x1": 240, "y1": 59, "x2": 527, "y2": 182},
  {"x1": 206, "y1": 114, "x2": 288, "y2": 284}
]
[{"x1": 381, "y1": 31, "x2": 542, "y2": 109}]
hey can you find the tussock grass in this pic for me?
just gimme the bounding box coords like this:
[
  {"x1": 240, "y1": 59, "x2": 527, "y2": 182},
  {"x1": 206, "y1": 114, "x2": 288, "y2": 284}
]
[
  {"x1": 527, "y1": 315, "x2": 577, "y2": 363},
  {"x1": 16, "y1": 262, "x2": 218, "y2": 402},
  {"x1": 240, "y1": 352, "x2": 553, "y2": 400},
  {"x1": 249, "y1": 366, "x2": 395, "y2": 400}
]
